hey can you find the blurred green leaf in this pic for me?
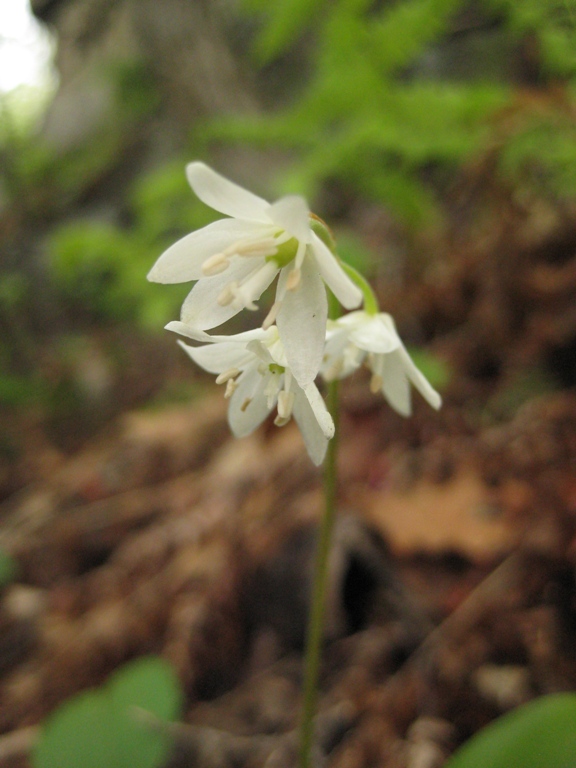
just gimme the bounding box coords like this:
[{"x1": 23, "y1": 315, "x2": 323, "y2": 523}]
[
  {"x1": 219, "y1": 0, "x2": 575, "y2": 225},
  {"x1": 444, "y1": 693, "x2": 576, "y2": 768},
  {"x1": 367, "y1": 0, "x2": 462, "y2": 75},
  {"x1": 245, "y1": 0, "x2": 327, "y2": 62},
  {"x1": 0, "y1": 374, "x2": 48, "y2": 407},
  {"x1": 33, "y1": 656, "x2": 182, "y2": 768}
]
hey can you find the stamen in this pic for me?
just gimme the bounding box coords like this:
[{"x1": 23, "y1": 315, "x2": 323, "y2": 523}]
[
  {"x1": 230, "y1": 284, "x2": 258, "y2": 311},
  {"x1": 235, "y1": 238, "x2": 278, "y2": 256},
  {"x1": 221, "y1": 233, "x2": 278, "y2": 259},
  {"x1": 285, "y1": 268, "x2": 301, "y2": 291},
  {"x1": 294, "y1": 240, "x2": 307, "y2": 270},
  {"x1": 230, "y1": 260, "x2": 279, "y2": 312},
  {"x1": 277, "y1": 390, "x2": 295, "y2": 420},
  {"x1": 262, "y1": 301, "x2": 280, "y2": 330},
  {"x1": 202, "y1": 252, "x2": 230, "y2": 276},
  {"x1": 264, "y1": 372, "x2": 281, "y2": 408},
  {"x1": 217, "y1": 284, "x2": 236, "y2": 306},
  {"x1": 241, "y1": 397, "x2": 252, "y2": 412},
  {"x1": 370, "y1": 373, "x2": 383, "y2": 394},
  {"x1": 215, "y1": 368, "x2": 240, "y2": 385},
  {"x1": 224, "y1": 379, "x2": 238, "y2": 398}
]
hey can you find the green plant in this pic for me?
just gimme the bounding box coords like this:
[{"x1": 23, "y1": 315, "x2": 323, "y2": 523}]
[
  {"x1": 48, "y1": 161, "x2": 219, "y2": 329},
  {"x1": 445, "y1": 692, "x2": 576, "y2": 768},
  {"x1": 206, "y1": 0, "x2": 576, "y2": 224},
  {"x1": 33, "y1": 656, "x2": 182, "y2": 768}
]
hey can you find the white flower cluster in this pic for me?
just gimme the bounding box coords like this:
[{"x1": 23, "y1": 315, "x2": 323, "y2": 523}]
[{"x1": 148, "y1": 163, "x2": 441, "y2": 464}]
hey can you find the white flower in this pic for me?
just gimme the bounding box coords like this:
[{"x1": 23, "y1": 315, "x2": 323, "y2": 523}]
[
  {"x1": 321, "y1": 311, "x2": 442, "y2": 416},
  {"x1": 166, "y1": 320, "x2": 335, "y2": 466},
  {"x1": 147, "y1": 162, "x2": 362, "y2": 388}
]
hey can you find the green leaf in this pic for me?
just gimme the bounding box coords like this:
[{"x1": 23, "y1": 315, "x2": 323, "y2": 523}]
[
  {"x1": 247, "y1": 0, "x2": 327, "y2": 63},
  {"x1": 33, "y1": 656, "x2": 182, "y2": 768},
  {"x1": 367, "y1": 0, "x2": 462, "y2": 75},
  {"x1": 109, "y1": 656, "x2": 182, "y2": 768},
  {"x1": 33, "y1": 690, "x2": 118, "y2": 768},
  {"x1": 444, "y1": 693, "x2": 576, "y2": 768}
]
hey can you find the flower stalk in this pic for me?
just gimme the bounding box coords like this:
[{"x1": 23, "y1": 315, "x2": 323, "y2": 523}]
[{"x1": 299, "y1": 375, "x2": 340, "y2": 768}]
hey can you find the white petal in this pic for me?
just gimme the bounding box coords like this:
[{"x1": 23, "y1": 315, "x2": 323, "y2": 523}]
[
  {"x1": 302, "y1": 383, "x2": 335, "y2": 439},
  {"x1": 292, "y1": 385, "x2": 332, "y2": 465},
  {"x1": 233, "y1": 260, "x2": 279, "y2": 310},
  {"x1": 179, "y1": 260, "x2": 261, "y2": 329},
  {"x1": 398, "y1": 346, "x2": 442, "y2": 411},
  {"x1": 350, "y1": 315, "x2": 401, "y2": 354},
  {"x1": 186, "y1": 162, "x2": 271, "y2": 222},
  {"x1": 380, "y1": 352, "x2": 412, "y2": 416},
  {"x1": 268, "y1": 195, "x2": 312, "y2": 242},
  {"x1": 321, "y1": 331, "x2": 363, "y2": 381},
  {"x1": 166, "y1": 320, "x2": 272, "y2": 345},
  {"x1": 177, "y1": 340, "x2": 253, "y2": 375},
  {"x1": 147, "y1": 219, "x2": 260, "y2": 284},
  {"x1": 167, "y1": 322, "x2": 215, "y2": 342},
  {"x1": 276, "y1": 258, "x2": 327, "y2": 388},
  {"x1": 309, "y1": 234, "x2": 362, "y2": 309},
  {"x1": 228, "y1": 369, "x2": 272, "y2": 437}
]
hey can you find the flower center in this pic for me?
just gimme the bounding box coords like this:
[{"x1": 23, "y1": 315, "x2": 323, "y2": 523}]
[
  {"x1": 217, "y1": 260, "x2": 279, "y2": 311},
  {"x1": 266, "y1": 236, "x2": 299, "y2": 268}
]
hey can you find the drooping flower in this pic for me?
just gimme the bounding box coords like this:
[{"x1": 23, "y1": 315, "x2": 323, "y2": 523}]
[
  {"x1": 321, "y1": 311, "x2": 442, "y2": 416},
  {"x1": 147, "y1": 162, "x2": 362, "y2": 388},
  {"x1": 166, "y1": 320, "x2": 335, "y2": 466}
]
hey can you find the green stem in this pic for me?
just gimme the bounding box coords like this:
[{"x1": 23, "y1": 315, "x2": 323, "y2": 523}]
[{"x1": 299, "y1": 377, "x2": 340, "y2": 768}]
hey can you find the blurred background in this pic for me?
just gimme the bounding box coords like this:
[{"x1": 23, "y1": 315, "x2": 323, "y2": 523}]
[
  {"x1": 1, "y1": 1, "x2": 576, "y2": 763},
  {"x1": 2, "y1": 0, "x2": 575, "y2": 464}
]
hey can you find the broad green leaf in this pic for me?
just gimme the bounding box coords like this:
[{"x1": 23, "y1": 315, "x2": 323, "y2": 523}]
[
  {"x1": 108, "y1": 656, "x2": 182, "y2": 768},
  {"x1": 33, "y1": 690, "x2": 119, "y2": 768},
  {"x1": 33, "y1": 656, "x2": 182, "y2": 768},
  {"x1": 444, "y1": 693, "x2": 576, "y2": 768}
]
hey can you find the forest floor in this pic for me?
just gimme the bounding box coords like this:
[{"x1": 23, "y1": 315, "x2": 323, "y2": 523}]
[{"x1": 1, "y1": 377, "x2": 576, "y2": 768}]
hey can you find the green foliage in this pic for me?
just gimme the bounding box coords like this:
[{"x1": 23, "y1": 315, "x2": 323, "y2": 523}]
[
  {"x1": 48, "y1": 161, "x2": 217, "y2": 330},
  {"x1": 222, "y1": 0, "x2": 576, "y2": 225},
  {"x1": 50, "y1": 221, "x2": 141, "y2": 321},
  {"x1": 243, "y1": 0, "x2": 328, "y2": 63},
  {"x1": 499, "y1": 104, "x2": 576, "y2": 199},
  {"x1": 444, "y1": 692, "x2": 576, "y2": 768},
  {"x1": 33, "y1": 656, "x2": 182, "y2": 768},
  {"x1": 484, "y1": 0, "x2": 576, "y2": 77},
  {"x1": 107, "y1": 58, "x2": 160, "y2": 119},
  {"x1": 0, "y1": 374, "x2": 49, "y2": 407}
]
